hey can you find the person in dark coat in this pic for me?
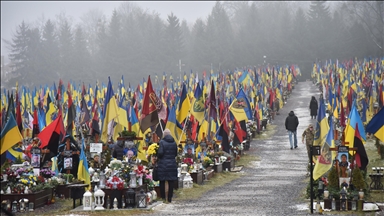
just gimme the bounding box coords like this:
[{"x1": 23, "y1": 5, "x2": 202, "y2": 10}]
[
  {"x1": 112, "y1": 140, "x2": 124, "y2": 160},
  {"x1": 157, "y1": 129, "x2": 178, "y2": 203},
  {"x1": 285, "y1": 111, "x2": 299, "y2": 150},
  {"x1": 309, "y1": 96, "x2": 318, "y2": 119}
]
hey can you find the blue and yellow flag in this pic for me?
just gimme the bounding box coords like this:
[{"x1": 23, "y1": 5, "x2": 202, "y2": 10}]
[
  {"x1": 313, "y1": 116, "x2": 336, "y2": 180},
  {"x1": 344, "y1": 101, "x2": 366, "y2": 151},
  {"x1": 166, "y1": 105, "x2": 184, "y2": 143},
  {"x1": 77, "y1": 138, "x2": 90, "y2": 190},
  {"x1": 366, "y1": 107, "x2": 384, "y2": 142},
  {"x1": 313, "y1": 99, "x2": 329, "y2": 146},
  {"x1": 1, "y1": 113, "x2": 24, "y2": 154},
  {"x1": 176, "y1": 83, "x2": 190, "y2": 123},
  {"x1": 190, "y1": 84, "x2": 205, "y2": 124},
  {"x1": 101, "y1": 77, "x2": 119, "y2": 143},
  {"x1": 229, "y1": 89, "x2": 252, "y2": 122}
]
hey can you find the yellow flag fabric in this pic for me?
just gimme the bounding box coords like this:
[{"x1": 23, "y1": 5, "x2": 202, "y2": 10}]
[
  {"x1": 0, "y1": 113, "x2": 24, "y2": 154},
  {"x1": 229, "y1": 98, "x2": 248, "y2": 122},
  {"x1": 101, "y1": 78, "x2": 119, "y2": 143}
]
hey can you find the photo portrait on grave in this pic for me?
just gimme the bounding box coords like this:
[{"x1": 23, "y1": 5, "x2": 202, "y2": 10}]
[
  {"x1": 31, "y1": 154, "x2": 40, "y2": 167},
  {"x1": 64, "y1": 157, "x2": 73, "y2": 169}
]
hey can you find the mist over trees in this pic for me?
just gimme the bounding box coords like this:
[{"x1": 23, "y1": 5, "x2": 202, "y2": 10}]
[{"x1": 4, "y1": 1, "x2": 383, "y2": 88}]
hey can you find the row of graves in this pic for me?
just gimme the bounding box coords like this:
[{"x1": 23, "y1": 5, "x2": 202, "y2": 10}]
[
  {"x1": 0, "y1": 118, "x2": 262, "y2": 213},
  {"x1": 0, "y1": 69, "x2": 298, "y2": 213}
]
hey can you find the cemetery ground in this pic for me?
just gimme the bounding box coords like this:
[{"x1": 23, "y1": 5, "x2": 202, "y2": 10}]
[{"x1": 11, "y1": 81, "x2": 384, "y2": 216}]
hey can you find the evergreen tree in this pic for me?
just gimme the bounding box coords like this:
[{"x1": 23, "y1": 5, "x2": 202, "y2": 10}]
[
  {"x1": 41, "y1": 19, "x2": 59, "y2": 82},
  {"x1": 306, "y1": 1, "x2": 333, "y2": 60},
  {"x1": 164, "y1": 13, "x2": 183, "y2": 73},
  {"x1": 8, "y1": 21, "x2": 30, "y2": 74},
  {"x1": 190, "y1": 19, "x2": 208, "y2": 72},
  {"x1": 73, "y1": 25, "x2": 91, "y2": 83},
  {"x1": 58, "y1": 19, "x2": 75, "y2": 78}
]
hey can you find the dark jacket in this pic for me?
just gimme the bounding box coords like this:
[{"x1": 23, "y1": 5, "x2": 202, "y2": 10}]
[
  {"x1": 285, "y1": 111, "x2": 299, "y2": 132},
  {"x1": 112, "y1": 141, "x2": 124, "y2": 160},
  {"x1": 157, "y1": 135, "x2": 178, "y2": 181},
  {"x1": 309, "y1": 96, "x2": 318, "y2": 116}
]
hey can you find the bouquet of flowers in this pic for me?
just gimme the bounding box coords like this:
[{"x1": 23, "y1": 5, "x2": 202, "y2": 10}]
[
  {"x1": 109, "y1": 159, "x2": 123, "y2": 171},
  {"x1": 147, "y1": 143, "x2": 159, "y2": 156},
  {"x1": 219, "y1": 156, "x2": 227, "y2": 164},
  {"x1": 40, "y1": 168, "x2": 55, "y2": 178},
  {"x1": 20, "y1": 175, "x2": 37, "y2": 188},
  {"x1": 106, "y1": 175, "x2": 124, "y2": 190},
  {"x1": 183, "y1": 158, "x2": 194, "y2": 166},
  {"x1": 135, "y1": 165, "x2": 145, "y2": 177},
  {"x1": 119, "y1": 165, "x2": 131, "y2": 184},
  {"x1": 202, "y1": 157, "x2": 213, "y2": 168},
  {"x1": 2, "y1": 167, "x2": 19, "y2": 183}
]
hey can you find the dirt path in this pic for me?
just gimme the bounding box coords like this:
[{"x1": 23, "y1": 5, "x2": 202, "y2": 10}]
[{"x1": 146, "y1": 81, "x2": 319, "y2": 216}]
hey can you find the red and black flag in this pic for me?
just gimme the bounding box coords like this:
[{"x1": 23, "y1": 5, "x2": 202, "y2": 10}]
[
  {"x1": 66, "y1": 89, "x2": 76, "y2": 136},
  {"x1": 233, "y1": 119, "x2": 247, "y2": 145},
  {"x1": 15, "y1": 90, "x2": 23, "y2": 132},
  {"x1": 140, "y1": 76, "x2": 159, "y2": 133},
  {"x1": 354, "y1": 124, "x2": 369, "y2": 170},
  {"x1": 38, "y1": 111, "x2": 65, "y2": 156},
  {"x1": 219, "y1": 116, "x2": 230, "y2": 153},
  {"x1": 90, "y1": 96, "x2": 100, "y2": 136},
  {"x1": 79, "y1": 96, "x2": 91, "y2": 125},
  {"x1": 208, "y1": 80, "x2": 217, "y2": 120},
  {"x1": 32, "y1": 108, "x2": 40, "y2": 137}
]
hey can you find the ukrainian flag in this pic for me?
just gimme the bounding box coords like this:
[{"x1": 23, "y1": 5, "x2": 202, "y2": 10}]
[
  {"x1": 1, "y1": 113, "x2": 24, "y2": 154},
  {"x1": 77, "y1": 138, "x2": 90, "y2": 190},
  {"x1": 101, "y1": 77, "x2": 119, "y2": 143},
  {"x1": 313, "y1": 99, "x2": 329, "y2": 147},
  {"x1": 366, "y1": 107, "x2": 384, "y2": 142},
  {"x1": 166, "y1": 105, "x2": 184, "y2": 143},
  {"x1": 344, "y1": 101, "x2": 366, "y2": 151},
  {"x1": 313, "y1": 116, "x2": 336, "y2": 180},
  {"x1": 190, "y1": 84, "x2": 205, "y2": 124},
  {"x1": 176, "y1": 83, "x2": 190, "y2": 123}
]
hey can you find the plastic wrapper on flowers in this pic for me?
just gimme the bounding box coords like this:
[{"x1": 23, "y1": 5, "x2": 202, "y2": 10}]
[{"x1": 109, "y1": 159, "x2": 123, "y2": 171}]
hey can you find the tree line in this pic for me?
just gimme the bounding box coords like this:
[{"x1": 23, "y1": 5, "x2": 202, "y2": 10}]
[{"x1": 4, "y1": 1, "x2": 383, "y2": 88}]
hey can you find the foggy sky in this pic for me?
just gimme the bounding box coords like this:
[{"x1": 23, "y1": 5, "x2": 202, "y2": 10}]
[{"x1": 1, "y1": 1, "x2": 216, "y2": 63}]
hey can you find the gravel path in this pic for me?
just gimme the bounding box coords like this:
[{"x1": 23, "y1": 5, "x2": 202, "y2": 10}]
[{"x1": 144, "y1": 81, "x2": 319, "y2": 216}]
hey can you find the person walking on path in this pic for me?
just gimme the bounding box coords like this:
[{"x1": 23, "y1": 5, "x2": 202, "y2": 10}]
[
  {"x1": 285, "y1": 111, "x2": 299, "y2": 149},
  {"x1": 309, "y1": 96, "x2": 318, "y2": 119},
  {"x1": 302, "y1": 124, "x2": 315, "y2": 162},
  {"x1": 157, "y1": 129, "x2": 178, "y2": 203}
]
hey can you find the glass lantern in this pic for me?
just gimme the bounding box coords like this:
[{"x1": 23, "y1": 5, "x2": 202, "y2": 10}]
[
  {"x1": 113, "y1": 198, "x2": 118, "y2": 209},
  {"x1": 12, "y1": 200, "x2": 17, "y2": 213},
  {"x1": 340, "y1": 187, "x2": 347, "y2": 211},
  {"x1": 125, "y1": 188, "x2": 136, "y2": 208},
  {"x1": 99, "y1": 171, "x2": 106, "y2": 189},
  {"x1": 136, "y1": 189, "x2": 147, "y2": 208},
  {"x1": 83, "y1": 190, "x2": 93, "y2": 210},
  {"x1": 358, "y1": 189, "x2": 364, "y2": 200},
  {"x1": 19, "y1": 199, "x2": 25, "y2": 212},
  {"x1": 130, "y1": 171, "x2": 137, "y2": 188},
  {"x1": 323, "y1": 188, "x2": 329, "y2": 200},
  {"x1": 94, "y1": 188, "x2": 105, "y2": 210}
]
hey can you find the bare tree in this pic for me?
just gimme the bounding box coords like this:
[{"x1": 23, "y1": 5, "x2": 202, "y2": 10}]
[{"x1": 343, "y1": 1, "x2": 384, "y2": 52}]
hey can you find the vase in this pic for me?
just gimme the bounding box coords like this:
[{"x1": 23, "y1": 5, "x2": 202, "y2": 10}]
[{"x1": 138, "y1": 176, "x2": 143, "y2": 186}]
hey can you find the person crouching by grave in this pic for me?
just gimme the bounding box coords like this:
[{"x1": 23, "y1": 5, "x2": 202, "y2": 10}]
[
  {"x1": 302, "y1": 124, "x2": 315, "y2": 162},
  {"x1": 90, "y1": 154, "x2": 101, "y2": 169},
  {"x1": 184, "y1": 147, "x2": 196, "y2": 162},
  {"x1": 58, "y1": 135, "x2": 80, "y2": 177},
  {"x1": 157, "y1": 129, "x2": 178, "y2": 203},
  {"x1": 285, "y1": 111, "x2": 299, "y2": 150},
  {"x1": 112, "y1": 140, "x2": 125, "y2": 160}
]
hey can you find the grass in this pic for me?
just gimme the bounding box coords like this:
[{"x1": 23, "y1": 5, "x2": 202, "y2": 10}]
[
  {"x1": 254, "y1": 124, "x2": 278, "y2": 140},
  {"x1": 174, "y1": 154, "x2": 259, "y2": 201}
]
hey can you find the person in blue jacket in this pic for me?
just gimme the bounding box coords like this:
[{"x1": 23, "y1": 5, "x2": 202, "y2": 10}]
[{"x1": 157, "y1": 129, "x2": 178, "y2": 203}]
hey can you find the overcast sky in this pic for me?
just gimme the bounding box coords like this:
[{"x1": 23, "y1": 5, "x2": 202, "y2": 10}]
[{"x1": 1, "y1": 1, "x2": 216, "y2": 63}]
